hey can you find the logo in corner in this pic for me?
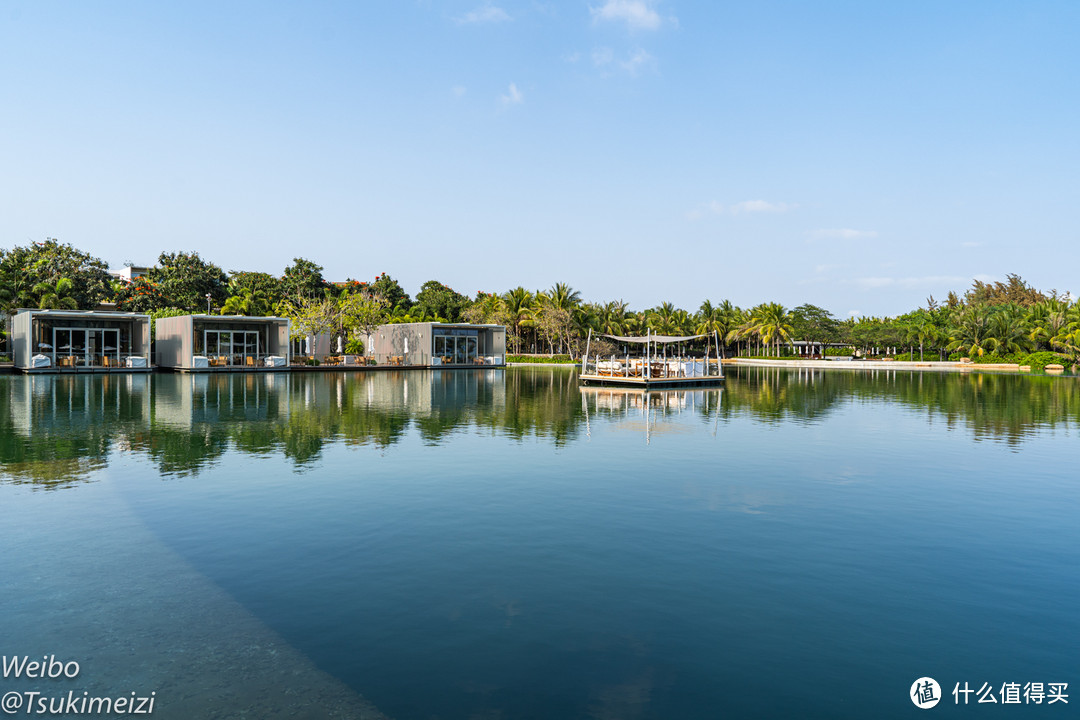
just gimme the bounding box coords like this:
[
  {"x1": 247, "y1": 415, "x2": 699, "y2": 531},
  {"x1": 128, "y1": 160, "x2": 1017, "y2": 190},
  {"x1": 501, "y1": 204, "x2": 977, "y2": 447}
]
[{"x1": 911, "y1": 677, "x2": 941, "y2": 709}]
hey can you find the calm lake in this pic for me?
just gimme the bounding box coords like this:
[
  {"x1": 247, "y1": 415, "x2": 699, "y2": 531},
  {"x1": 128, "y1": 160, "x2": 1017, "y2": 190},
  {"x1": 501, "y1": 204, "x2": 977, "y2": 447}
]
[{"x1": 1, "y1": 366, "x2": 1077, "y2": 719}]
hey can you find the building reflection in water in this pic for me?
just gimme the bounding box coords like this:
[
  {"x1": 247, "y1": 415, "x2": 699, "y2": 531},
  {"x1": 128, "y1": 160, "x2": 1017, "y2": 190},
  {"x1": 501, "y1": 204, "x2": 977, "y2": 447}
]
[
  {"x1": 580, "y1": 386, "x2": 724, "y2": 444},
  {"x1": 3, "y1": 365, "x2": 1076, "y2": 487}
]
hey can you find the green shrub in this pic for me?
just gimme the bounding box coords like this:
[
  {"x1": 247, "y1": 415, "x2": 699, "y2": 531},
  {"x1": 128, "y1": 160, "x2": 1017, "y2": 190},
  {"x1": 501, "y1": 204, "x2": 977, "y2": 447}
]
[
  {"x1": 506, "y1": 354, "x2": 575, "y2": 364},
  {"x1": 345, "y1": 338, "x2": 365, "y2": 355},
  {"x1": 1019, "y1": 351, "x2": 1070, "y2": 372},
  {"x1": 823, "y1": 347, "x2": 854, "y2": 356}
]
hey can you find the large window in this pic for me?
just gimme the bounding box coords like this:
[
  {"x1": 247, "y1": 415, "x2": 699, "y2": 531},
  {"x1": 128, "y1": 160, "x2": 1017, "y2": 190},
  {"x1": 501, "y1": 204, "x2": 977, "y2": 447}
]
[
  {"x1": 433, "y1": 329, "x2": 479, "y2": 364},
  {"x1": 204, "y1": 329, "x2": 261, "y2": 366},
  {"x1": 42, "y1": 321, "x2": 130, "y2": 368}
]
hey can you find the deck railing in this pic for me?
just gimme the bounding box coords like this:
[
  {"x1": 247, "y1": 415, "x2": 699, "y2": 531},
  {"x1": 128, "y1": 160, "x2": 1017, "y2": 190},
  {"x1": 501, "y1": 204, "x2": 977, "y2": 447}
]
[{"x1": 581, "y1": 354, "x2": 723, "y2": 380}]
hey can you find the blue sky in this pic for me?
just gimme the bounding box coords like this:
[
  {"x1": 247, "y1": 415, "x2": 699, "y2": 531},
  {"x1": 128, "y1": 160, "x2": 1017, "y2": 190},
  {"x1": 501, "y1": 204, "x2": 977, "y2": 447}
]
[{"x1": 2, "y1": 1, "x2": 1077, "y2": 317}]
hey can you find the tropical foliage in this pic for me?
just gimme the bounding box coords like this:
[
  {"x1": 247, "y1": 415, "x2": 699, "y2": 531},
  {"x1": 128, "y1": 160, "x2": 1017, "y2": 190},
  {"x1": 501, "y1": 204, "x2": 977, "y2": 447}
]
[{"x1": 2, "y1": 238, "x2": 1077, "y2": 370}]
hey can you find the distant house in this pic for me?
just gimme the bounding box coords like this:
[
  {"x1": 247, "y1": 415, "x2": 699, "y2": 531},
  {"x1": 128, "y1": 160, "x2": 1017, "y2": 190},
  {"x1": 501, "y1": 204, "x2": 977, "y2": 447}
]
[
  {"x1": 366, "y1": 322, "x2": 506, "y2": 367},
  {"x1": 10, "y1": 309, "x2": 152, "y2": 372},
  {"x1": 108, "y1": 264, "x2": 150, "y2": 283},
  {"x1": 155, "y1": 315, "x2": 291, "y2": 371}
]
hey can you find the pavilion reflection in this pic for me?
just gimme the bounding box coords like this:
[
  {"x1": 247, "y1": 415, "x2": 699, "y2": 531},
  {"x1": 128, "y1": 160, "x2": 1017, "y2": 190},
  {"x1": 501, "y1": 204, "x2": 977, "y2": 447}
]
[{"x1": 580, "y1": 386, "x2": 724, "y2": 443}]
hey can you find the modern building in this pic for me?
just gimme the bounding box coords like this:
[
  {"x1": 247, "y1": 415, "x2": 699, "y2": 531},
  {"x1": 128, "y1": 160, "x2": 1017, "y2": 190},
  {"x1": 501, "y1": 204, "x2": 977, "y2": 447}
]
[
  {"x1": 155, "y1": 315, "x2": 291, "y2": 371},
  {"x1": 9, "y1": 309, "x2": 152, "y2": 372},
  {"x1": 366, "y1": 322, "x2": 506, "y2": 367},
  {"x1": 108, "y1": 264, "x2": 150, "y2": 283}
]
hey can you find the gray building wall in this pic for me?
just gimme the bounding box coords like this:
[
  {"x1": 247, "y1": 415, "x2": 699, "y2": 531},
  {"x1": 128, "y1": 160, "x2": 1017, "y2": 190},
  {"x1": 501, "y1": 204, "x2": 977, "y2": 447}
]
[
  {"x1": 155, "y1": 315, "x2": 290, "y2": 369},
  {"x1": 12, "y1": 310, "x2": 151, "y2": 370},
  {"x1": 13, "y1": 311, "x2": 32, "y2": 369},
  {"x1": 367, "y1": 323, "x2": 506, "y2": 366},
  {"x1": 155, "y1": 315, "x2": 193, "y2": 369}
]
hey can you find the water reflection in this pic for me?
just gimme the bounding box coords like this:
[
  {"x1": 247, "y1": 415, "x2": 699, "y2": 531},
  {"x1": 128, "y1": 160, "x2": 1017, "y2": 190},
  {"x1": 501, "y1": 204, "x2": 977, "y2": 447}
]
[
  {"x1": 727, "y1": 365, "x2": 1080, "y2": 444},
  {"x1": 2, "y1": 366, "x2": 1077, "y2": 486},
  {"x1": 0, "y1": 373, "x2": 151, "y2": 487},
  {"x1": 581, "y1": 386, "x2": 723, "y2": 443}
]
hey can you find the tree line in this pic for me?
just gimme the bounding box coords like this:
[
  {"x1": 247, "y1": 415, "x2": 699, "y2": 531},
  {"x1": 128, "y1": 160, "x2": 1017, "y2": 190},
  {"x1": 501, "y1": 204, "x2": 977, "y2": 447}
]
[{"x1": 2, "y1": 239, "x2": 1077, "y2": 365}]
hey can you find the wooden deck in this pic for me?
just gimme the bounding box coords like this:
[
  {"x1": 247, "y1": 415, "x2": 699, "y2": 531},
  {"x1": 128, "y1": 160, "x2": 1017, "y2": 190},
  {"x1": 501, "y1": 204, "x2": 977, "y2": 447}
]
[{"x1": 579, "y1": 373, "x2": 723, "y2": 388}]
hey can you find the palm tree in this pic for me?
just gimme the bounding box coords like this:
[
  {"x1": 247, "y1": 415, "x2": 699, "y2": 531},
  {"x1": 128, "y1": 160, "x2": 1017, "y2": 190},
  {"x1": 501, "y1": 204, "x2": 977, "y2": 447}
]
[
  {"x1": 502, "y1": 287, "x2": 536, "y2": 353},
  {"x1": 596, "y1": 300, "x2": 628, "y2": 336},
  {"x1": 1027, "y1": 298, "x2": 1070, "y2": 351},
  {"x1": 647, "y1": 302, "x2": 678, "y2": 334},
  {"x1": 986, "y1": 306, "x2": 1032, "y2": 356},
  {"x1": 750, "y1": 302, "x2": 794, "y2": 356},
  {"x1": 547, "y1": 283, "x2": 581, "y2": 312},
  {"x1": 34, "y1": 278, "x2": 79, "y2": 310},
  {"x1": 946, "y1": 305, "x2": 995, "y2": 357},
  {"x1": 221, "y1": 288, "x2": 271, "y2": 316}
]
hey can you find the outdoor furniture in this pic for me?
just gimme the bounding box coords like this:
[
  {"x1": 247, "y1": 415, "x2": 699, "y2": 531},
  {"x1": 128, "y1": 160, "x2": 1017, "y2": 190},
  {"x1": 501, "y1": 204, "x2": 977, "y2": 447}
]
[
  {"x1": 246, "y1": 356, "x2": 255, "y2": 367},
  {"x1": 191, "y1": 355, "x2": 209, "y2": 368},
  {"x1": 31, "y1": 354, "x2": 52, "y2": 368},
  {"x1": 264, "y1": 356, "x2": 286, "y2": 367},
  {"x1": 125, "y1": 356, "x2": 148, "y2": 368}
]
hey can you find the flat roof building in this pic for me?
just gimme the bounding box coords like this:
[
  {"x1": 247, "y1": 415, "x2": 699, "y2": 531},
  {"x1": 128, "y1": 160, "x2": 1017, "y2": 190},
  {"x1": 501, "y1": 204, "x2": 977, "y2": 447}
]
[
  {"x1": 9, "y1": 309, "x2": 152, "y2": 373},
  {"x1": 366, "y1": 323, "x2": 506, "y2": 367},
  {"x1": 155, "y1": 315, "x2": 291, "y2": 371}
]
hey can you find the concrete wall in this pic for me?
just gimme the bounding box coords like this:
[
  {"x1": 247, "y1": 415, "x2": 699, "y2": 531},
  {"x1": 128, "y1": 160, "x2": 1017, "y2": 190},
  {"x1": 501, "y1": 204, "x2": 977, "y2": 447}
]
[
  {"x1": 155, "y1": 315, "x2": 193, "y2": 369},
  {"x1": 13, "y1": 311, "x2": 32, "y2": 369},
  {"x1": 12, "y1": 310, "x2": 151, "y2": 370}
]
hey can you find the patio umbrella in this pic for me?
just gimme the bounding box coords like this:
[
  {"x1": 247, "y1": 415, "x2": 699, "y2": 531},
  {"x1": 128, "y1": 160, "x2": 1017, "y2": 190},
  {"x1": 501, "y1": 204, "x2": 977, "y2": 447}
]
[
  {"x1": 103, "y1": 346, "x2": 117, "y2": 351},
  {"x1": 58, "y1": 345, "x2": 72, "y2": 351},
  {"x1": 38, "y1": 343, "x2": 53, "y2": 349}
]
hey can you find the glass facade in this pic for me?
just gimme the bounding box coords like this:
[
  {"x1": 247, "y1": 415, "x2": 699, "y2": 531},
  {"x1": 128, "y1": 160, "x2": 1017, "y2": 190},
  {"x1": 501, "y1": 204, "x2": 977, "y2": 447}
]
[
  {"x1": 433, "y1": 328, "x2": 480, "y2": 364},
  {"x1": 33, "y1": 318, "x2": 135, "y2": 368},
  {"x1": 193, "y1": 322, "x2": 267, "y2": 367}
]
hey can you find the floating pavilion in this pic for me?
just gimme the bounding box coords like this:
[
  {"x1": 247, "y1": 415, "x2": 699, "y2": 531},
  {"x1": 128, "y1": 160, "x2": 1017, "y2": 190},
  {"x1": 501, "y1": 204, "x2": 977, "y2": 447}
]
[{"x1": 578, "y1": 330, "x2": 725, "y2": 388}]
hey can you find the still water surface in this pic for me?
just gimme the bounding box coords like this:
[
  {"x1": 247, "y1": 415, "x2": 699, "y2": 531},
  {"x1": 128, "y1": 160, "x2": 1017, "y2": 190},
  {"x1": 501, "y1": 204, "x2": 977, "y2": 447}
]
[{"x1": 1, "y1": 367, "x2": 1077, "y2": 718}]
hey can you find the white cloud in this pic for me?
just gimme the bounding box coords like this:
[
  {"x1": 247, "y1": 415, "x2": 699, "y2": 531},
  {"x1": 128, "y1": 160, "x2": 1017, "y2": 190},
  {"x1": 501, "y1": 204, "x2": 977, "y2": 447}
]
[
  {"x1": 854, "y1": 275, "x2": 969, "y2": 290},
  {"x1": 591, "y1": 46, "x2": 654, "y2": 76},
  {"x1": 456, "y1": 3, "x2": 511, "y2": 24},
  {"x1": 812, "y1": 228, "x2": 878, "y2": 240},
  {"x1": 500, "y1": 82, "x2": 523, "y2": 105},
  {"x1": 961, "y1": 241, "x2": 980, "y2": 247},
  {"x1": 620, "y1": 47, "x2": 654, "y2": 75},
  {"x1": 847, "y1": 310, "x2": 862, "y2": 318},
  {"x1": 730, "y1": 200, "x2": 795, "y2": 214},
  {"x1": 452, "y1": 85, "x2": 467, "y2": 98},
  {"x1": 563, "y1": 51, "x2": 582, "y2": 63},
  {"x1": 590, "y1": 0, "x2": 664, "y2": 31},
  {"x1": 688, "y1": 199, "x2": 796, "y2": 218}
]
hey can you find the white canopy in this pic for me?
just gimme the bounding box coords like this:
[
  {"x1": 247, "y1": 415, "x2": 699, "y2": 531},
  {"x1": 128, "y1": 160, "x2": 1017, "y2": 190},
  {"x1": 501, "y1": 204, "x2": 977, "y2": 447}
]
[{"x1": 601, "y1": 333, "x2": 709, "y2": 344}]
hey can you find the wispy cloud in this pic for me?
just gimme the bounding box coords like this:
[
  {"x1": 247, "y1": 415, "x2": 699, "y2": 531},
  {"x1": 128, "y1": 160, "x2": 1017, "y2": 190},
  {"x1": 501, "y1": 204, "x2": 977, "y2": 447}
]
[
  {"x1": 687, "y1": 199, "x2": 796, "y2": 219},
  {"x1": 500, "y1": 82, "x2": 523, "y2": 105},
  {"x1": 592, "y1": 46, "x2": 615, "y2": 66},
  {"x1": 854, "y1": 275, "x2": 969, "y2": 290},
  {"x1": 620, "y1": 47, "x2": 654, "y2": 75},
  {"x1": 591, "y1": 46, "x2": 655, "y2": 76},
  {"x1": 812, "y1": 228, "x2": 878, "y2": 240},
  {"x1": 961, "y1": 241, "x2": 980, "y2": 247},
  {"x1": 456, "y1": 3, "x2": 511, "y2": 24},
  {"x1": 590, "y1": 0, "x2": 667, "y2": 31},
  {"x1": 731, "y1": 200, "x2": 794, "y2": 214},
  {"x1": 452, "y1": 85, "x2": 467, "y2": 98}
]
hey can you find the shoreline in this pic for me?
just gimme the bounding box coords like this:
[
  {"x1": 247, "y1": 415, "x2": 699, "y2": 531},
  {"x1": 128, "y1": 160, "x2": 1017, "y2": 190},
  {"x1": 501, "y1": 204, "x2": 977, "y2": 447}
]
[{"x1": 722, "y1": 358, "x2": 1067, "y2": 374}]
